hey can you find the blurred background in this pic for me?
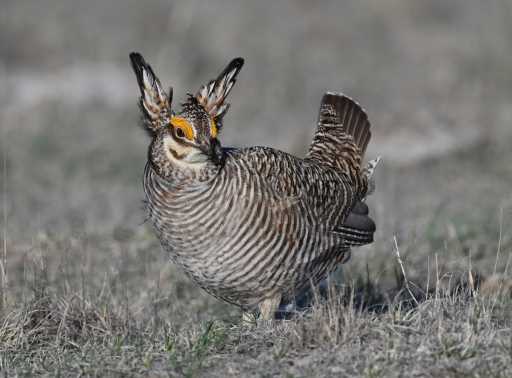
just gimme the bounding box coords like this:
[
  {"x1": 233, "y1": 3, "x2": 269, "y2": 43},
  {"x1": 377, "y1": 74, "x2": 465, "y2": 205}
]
[{"x1": 1, "y1": 0, "x2": 511, "y2": 301}]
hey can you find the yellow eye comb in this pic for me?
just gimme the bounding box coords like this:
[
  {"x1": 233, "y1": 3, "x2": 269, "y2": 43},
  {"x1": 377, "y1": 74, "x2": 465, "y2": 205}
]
[
  {"x1": 170, "y1": 116, "x2": 195, "y2": 140},
  {"x1": 210, "y1": 118, "x2": 218, "y2": 138}
]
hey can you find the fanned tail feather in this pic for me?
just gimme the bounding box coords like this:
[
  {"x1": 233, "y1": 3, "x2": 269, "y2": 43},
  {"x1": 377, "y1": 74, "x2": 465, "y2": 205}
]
[{"x1": 317, "y1": 92, "x2": 372, "y2": 156}]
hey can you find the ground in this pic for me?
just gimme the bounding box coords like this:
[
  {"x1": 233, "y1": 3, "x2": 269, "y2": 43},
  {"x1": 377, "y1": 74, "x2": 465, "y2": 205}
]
[{"x1": 1, "y1": 1, "x2": 512, "y2": 377}]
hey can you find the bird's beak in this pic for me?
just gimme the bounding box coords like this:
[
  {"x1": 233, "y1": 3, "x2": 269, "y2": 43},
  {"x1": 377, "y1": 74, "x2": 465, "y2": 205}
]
[
  {"x1": 210, "y1": 138, "x2": 224, "y2": 165},
  {"x1": 201, "y1": 138, "x2": 224, "y2": 165}
]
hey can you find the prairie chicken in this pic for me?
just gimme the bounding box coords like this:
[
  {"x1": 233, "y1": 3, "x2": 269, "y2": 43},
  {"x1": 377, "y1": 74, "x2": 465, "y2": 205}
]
[{"x1": 129, "y1": 53, "x2": 379, "y2": 320}]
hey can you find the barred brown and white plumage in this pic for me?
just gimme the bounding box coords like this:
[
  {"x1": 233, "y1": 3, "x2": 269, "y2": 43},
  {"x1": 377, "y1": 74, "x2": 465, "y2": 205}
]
[{"x1": 130, "y1": 52, "x2": 378, "y2": 319}]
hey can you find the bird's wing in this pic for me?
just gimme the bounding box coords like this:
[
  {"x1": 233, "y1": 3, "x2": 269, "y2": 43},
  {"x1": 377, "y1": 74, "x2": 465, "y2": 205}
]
[{"x1": 268, "y1": 158, "x2": 375, "y2": 248}]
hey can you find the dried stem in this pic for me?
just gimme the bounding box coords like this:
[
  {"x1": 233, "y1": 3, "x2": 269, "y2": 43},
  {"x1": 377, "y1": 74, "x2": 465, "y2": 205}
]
[{"x1": 393, "y1": 236, "x2": 418, "y2": 306}]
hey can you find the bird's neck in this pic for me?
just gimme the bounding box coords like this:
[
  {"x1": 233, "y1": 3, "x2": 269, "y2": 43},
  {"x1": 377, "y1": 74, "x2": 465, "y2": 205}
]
[{"x1": 146, "y1": 159, "x2": 220, "y2": 190}]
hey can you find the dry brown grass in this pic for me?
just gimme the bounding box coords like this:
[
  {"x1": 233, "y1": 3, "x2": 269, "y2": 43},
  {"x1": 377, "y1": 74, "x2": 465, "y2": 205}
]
[{"x1": 0, "y1": 255, "x2": 510, "y2": 377}]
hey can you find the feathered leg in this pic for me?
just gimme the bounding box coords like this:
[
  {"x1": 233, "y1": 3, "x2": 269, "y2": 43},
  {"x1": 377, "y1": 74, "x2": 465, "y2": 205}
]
[{"x1": 259, "y1": 294, "x2": 282, "y2": 321}]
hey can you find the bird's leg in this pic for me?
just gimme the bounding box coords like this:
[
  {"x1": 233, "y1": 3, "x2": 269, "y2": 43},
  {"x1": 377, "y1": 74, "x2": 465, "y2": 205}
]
[
  {"x1": 258, "y1": 294, "x2": 282, "y2": 321},
  {"x1": 241, "y1": 311, "x2": 257, "y2": 325}
]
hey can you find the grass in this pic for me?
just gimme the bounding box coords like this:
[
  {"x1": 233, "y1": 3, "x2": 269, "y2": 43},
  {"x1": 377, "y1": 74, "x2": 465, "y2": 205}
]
[{"x1": 0, "y1": 257, "x2": 510, "y2": 377}]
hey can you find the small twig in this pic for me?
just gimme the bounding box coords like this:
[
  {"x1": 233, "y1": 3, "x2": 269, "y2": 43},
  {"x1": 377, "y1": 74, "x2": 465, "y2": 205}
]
[
  {"x1": 494, "y1": 206, "x2": 504, "y2": 275},
  {"x1": 426, "y1": 255, "x2": 430, "y2": 301},
  {"x1": 435, "y1": 253, "x2": 440, "y2": 303},
  {"x1": 393, "y1": 236, "x2": 419, "y2": 307},
  {"x1": 468, "y1": 250, "x2": 475, "y2": 295}
]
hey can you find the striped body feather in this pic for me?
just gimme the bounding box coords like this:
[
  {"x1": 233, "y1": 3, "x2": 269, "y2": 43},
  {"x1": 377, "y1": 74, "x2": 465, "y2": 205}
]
[{"x1": 144, "y1": 146, "x2": 361, "y2": 309}]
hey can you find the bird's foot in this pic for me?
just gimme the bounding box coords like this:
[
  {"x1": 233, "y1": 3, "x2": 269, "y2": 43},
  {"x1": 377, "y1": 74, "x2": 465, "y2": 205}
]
[{"x1": 241, "y1": 311, "x2": 258, "y2": 326}]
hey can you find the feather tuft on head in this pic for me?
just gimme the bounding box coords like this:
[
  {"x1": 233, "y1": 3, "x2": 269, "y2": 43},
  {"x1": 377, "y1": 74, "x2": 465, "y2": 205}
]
[
  {"x1": 129, "y1": 52, "x2": 172, "y2": 132},
  {"x1": 195, "y1": 57, "x2": 244, "y2": 131}
]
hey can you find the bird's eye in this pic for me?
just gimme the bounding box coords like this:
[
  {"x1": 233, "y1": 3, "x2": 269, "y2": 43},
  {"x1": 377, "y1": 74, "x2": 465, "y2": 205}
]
[
  {"x1": 176, "y1": 128, "x2": 185, "y2": 138},
  {"x1": 170, "y1": 116, "x2": 194, "y2": 140}
]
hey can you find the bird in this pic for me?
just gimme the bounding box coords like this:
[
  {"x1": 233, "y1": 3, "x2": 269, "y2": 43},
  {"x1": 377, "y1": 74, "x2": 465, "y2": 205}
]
[{"x1": 129, "y1": 52, "x2": 379, "y2": 320}]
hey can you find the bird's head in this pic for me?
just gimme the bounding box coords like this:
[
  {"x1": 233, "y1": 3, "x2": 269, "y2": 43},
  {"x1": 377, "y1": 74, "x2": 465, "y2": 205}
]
[{"x1": 129, "y1": 52, "x2": 244, "y2": 176}]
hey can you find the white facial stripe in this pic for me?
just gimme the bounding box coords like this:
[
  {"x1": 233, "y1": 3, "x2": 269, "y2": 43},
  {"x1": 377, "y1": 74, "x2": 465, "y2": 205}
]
[{"x1": 163, "y1": 136, "x2": 207, "y2": 170}]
